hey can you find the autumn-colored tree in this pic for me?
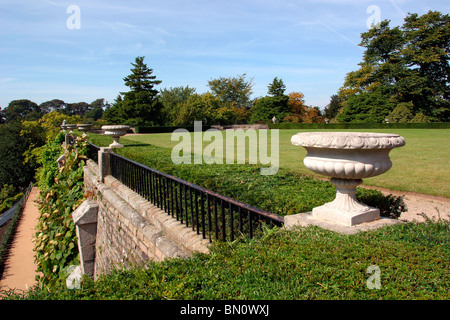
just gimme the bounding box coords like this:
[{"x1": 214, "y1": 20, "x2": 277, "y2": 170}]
[
  {"x1": 284, "y1": 92, "x2": 324, "y2": 123},
  {"x1": 284, "y1": 92, "x2": 306, "y2": 122},
  {"x1": 302, "y1": 107, "x2": 324, "y2": 123}
]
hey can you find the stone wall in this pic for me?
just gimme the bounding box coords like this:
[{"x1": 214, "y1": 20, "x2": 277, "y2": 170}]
[{"x1": 81, "y1": 159, "x2": 209, "y2": 279}]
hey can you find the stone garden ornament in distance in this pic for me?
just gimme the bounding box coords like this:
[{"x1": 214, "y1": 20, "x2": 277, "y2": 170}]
[
  {"x1": 77, "y1": 123, "x2": 93, "y2": 134},
  {"x1": 101, "y1": 125, "x2": 130, "y2": 148},
  {"x1": 66, "y1": 124, "x2": 76, "y2": 133},
  {"x1": 61, "y1": 120, "x2": 67, "y2": 132},
  {"x1": 291, "y1": 132, "x2": 405, "y2": 226}
]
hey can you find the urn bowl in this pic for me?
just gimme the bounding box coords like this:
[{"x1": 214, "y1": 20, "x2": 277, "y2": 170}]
[
  {"x1": 101, "y1": 125, "x2": 130, "y2": 148},
  {"x1": 291, "y1": 132, "x2": 405, "y2": 180}
]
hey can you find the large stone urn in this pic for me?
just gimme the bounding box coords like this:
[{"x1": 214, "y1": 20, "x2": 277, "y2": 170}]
[
  {"x1": 66, "y1": 124, "x2": 77, "y2": 133},
  {"x1": 61, "y1": 120, "x2": 67, "y2": 132},
  {"x1": 101, "y1": 125, "x2": 130, "y2": 148},
  {"x1": 77, "y1": 123, "x2": 93, "y2": 134},
  {"x1": 291, "y1": 132, "x2": 405, "y2": 226}
]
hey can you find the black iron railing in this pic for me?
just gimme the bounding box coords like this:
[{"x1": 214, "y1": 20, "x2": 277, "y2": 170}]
[
  {"x1": 87, "y1": 143, "x2": 100, "y2": 163},
  {"x1": 108, "y1": 152, "x2": 284, "y2": 242}
]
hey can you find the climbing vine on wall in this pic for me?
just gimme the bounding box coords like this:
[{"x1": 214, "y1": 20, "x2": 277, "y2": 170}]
[{"x1": 34, "y1": 133, "x2": 88, "y2": 288}]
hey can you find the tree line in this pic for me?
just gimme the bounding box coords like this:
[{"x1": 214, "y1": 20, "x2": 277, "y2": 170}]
[
  {"x1": 0, "y1": 98, "x2": 108, "y2": 124},
  {"x1": 1, "y1": 10, "x2": 448, "y2": 128},
  {"x1": 0, "y1": 10, "x2": 447, "y2": 202},
  {"x1": 102, "y1": 56, "x2": 324, "y2": 127},
  {"x1": 101, "y1": 10, "x2": 450, "y2": 126}
]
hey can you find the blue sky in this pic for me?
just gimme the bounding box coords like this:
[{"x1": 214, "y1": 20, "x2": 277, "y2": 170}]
[{"x1": 0, "y1": 0, "x2": 448, "y2": 110}]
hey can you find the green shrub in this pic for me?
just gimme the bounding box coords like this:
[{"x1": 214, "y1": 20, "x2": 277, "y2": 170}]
[
  {"x1": 0, "y1": 192, "x2": 23, "y2": 215},
  {"x1": 268, "y1": 122, "x2": 450, "y2": 129},
  {"x1": 356, "y1": 188, "x2": 406, "y2": 219},
  {"x1": 135, "y1": 125, "x2": 212, "y2": 133},
  {"x1": 33, "y1": 134, "x2": 88, "y2": 288},
  {"x1": 0, "y1": 201, "x2": 23, "y2": 278}
]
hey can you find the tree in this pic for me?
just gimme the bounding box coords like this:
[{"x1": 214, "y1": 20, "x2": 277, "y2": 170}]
[
  {"x1": 39, "y1": 99, "x2": 66, "y2": 114},
  {"x1": 338, "y1": 11, "x2": 450, "y2": 122},
  {"x1": 123, "y1": 56, "x2": 162, "y2": 95},
  {"x1": 66, "y1": 102, "x2": 91, "y2": 116},
  {"x1": 3, "y1": 99, "x2": 41, "y2": 123},
  {"x1": 0, "y1": 122, "x2": 45, "y2": 191},
  {"x1": 283, "y1": 92, "x2": 324, "y2": 123},
  {"x1": 208, "y1": 74, "x2": 254, "y2": 109},
  {"x1": 388, "y1": 102, "x2": 414, "y2": 123},
  {"x1": 249, "y1": 78, "x2": 291, "y2": 123},
  {"x1": 268, "y1": 77, "x2": 286, "y2": 97},
  {"x1": 283, "y1": 92, "x2": 306, "y2": 122},
  {"x1": 0, "y1": 107, "x2": 4, "y2": 124},
  {"x1": 160, "y1": 86, "x2": 196, "y2": 125},
  {"x1": 402, "y1": 11, "x2": 450, "y2": 121},
  {"x1": 339, "y1": 85, "x2": 395, "y2": 123},
  {"x1": 249, "y1": 95, "x2": 290, "y2": 123},
  {"x1": 37, "y1": 111, "x2": 81, "y2": 141},
  {"x1": 103, "y1": 95, "x2": 124, "y2": 124},
  {"x1": 302, "y1": 106, "x2": 324, "y2": 123},
  {"x1": 105, "y1": 56, "x2": 163, "y2": 126},
  {"x1": 85, "y1": 98, "x2": 108, "y2": 121},
  {"x1": 323, "y1": 94, "x2": 342, "y2": 121}
]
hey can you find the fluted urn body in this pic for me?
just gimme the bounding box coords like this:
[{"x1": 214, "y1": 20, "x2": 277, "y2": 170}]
[
  {"x1": 101, "y1": 125, "x2": 130, "y2": 148},
  {"x1": 77, "y1": 123, "x2": 93, "y2": 134},
  {"x1": 291, "y1": 132, "x2": 405, "y2": 226},
  {"x1": 66, "y1": 124, "x2": 77, "y2": 133}
]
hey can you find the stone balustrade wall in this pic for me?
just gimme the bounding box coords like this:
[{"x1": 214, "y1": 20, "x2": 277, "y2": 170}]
[{"x1": 79, "y1": 159, "x2": 209, "y2": 279}]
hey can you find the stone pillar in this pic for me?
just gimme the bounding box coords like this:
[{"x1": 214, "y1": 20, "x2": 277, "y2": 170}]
[
  {"x1": 98, "y1": 147, "x2": 113, "y2": 182},
  {"x1": 72, "y1": 200, "x2": 99, "y2": 278},
  {"x1": 64, "y1": 133, "x2": 74, "y2": 146}
]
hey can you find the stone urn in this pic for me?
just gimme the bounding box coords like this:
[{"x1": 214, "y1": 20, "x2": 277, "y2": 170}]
[
  {"x1": 66, "y1": 124, "x2": 77, "y2": 133},
  {"x1": 291, "y1": 132, "x2": 405, "y2": 226},
  {"x1": 101, "y1": 125, "x2": 130, "y2": 148},
  {"x1": 77, "y1": 123, "x2": 93, "y2": 134},
  {"x1": 61, "y1": 120, "x2": 67, "y2": 132}
]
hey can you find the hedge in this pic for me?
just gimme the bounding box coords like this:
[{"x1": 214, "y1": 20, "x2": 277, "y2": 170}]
[
  {"x1": 133, "y1": 123, "x2": 450, "y2": 133},
  {"x1": 268, "y1": 122, "x2": 450, "y2": 130},
  {"x1": 135, "y1": 125, "x2": 212, "y2": 134}
]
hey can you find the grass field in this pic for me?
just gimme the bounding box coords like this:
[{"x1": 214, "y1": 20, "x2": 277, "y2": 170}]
[{"x1": 122, "y1": 129, "x2": 450, "y2": 198}]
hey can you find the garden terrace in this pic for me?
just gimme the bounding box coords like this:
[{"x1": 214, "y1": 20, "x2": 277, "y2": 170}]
[{"x1": 89, "y1": 143, "x2": 284, "y2": 242}]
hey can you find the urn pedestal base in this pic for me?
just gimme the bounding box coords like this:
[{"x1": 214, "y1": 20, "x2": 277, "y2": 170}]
[
  {"x1": 312, "y1": 206, "x2": 380, "y2": 226},
  {"x1": 284, "y1": 212, "x2": 401, "y2": 235},
  {"x1": 312, "y1": 178, "x2": 380, "y2": 226},
  {"x1": 109, "y1": 138, "x2": 124, "y2": 148}
]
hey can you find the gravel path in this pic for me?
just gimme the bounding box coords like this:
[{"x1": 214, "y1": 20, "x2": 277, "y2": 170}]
[
  {"x1": 0, "y1": 187, "x2": 40, "y2": 291},
  {"x1": 362, "y1": 185, "x2": 450, "y2": 223}
]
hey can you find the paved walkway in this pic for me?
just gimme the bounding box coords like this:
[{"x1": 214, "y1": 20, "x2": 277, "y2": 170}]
[{"x1": 0, "y1": 187, "x2": 40, "y2": 291}]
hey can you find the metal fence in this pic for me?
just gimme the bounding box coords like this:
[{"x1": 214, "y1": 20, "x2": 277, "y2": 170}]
[
  {"x1": 87, "y1": 143, "x2": 99, "y2": 163},
  {"x1": 88, "y1": 143, "x2": 284, "y2": 242}
]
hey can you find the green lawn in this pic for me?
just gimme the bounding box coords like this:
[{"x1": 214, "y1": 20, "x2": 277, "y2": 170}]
[{"x1": 123, "y1": 129, "x2": 450, "y2": 198}]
